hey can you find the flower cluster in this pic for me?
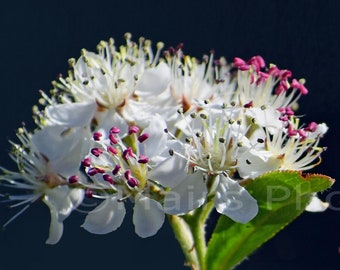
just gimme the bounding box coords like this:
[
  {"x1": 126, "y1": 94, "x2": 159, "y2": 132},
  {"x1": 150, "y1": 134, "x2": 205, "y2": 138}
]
[{"x1": 0, "y1": 33, "x2": 329, "y2": 244}]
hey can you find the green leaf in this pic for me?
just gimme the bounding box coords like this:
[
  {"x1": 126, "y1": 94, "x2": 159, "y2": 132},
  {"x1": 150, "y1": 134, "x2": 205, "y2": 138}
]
[{"x1": 206, "y1": 171, "x2": 334, "y2": 270}]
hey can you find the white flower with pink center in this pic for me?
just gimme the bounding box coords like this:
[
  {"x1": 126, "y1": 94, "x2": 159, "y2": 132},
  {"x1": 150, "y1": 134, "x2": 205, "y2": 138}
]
[{"x1": 81, "y1": 116, "x2": 170, "y2": 237}]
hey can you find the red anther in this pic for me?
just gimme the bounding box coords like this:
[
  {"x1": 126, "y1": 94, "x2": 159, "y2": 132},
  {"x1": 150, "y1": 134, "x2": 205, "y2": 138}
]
[
  {"x1": 112, "y1": 164, "x2": 121, "y2": 175},
  {"x1": 287, "y1": 124, "x2": 298, "y2": 137},
  {"x1": 233, "y1": 57, "x2": 246, "y2": 68},
  {"x1": 103, "y1": 174, "x2": 114, "y2": 185},
  {"x1": 127, "y1": 177, "x2": 139, "y2": 188},
  {"x1": 81, "y1": 157, "x2": 92, "y2": 167},
  {"x1": 138, "y1": 133, "x2": 150, "y2": 143},
  {"x1": 247, "y1": 56, "x2": 264, "y2": 72},
  {"x1": 88, "y1": 167, "x2": 99, "y2": 176},
  {"x1": 291, "y1": 79, "x2": 300, "y2": 89},
  {"x1": 259, "y1": 71, "x2": 269, "y2": 79},
  {"x1": 279, "y1": 116, "x2": 289, "y2": 122},
  {"x1": 256, "y1": 55, "x2": 265, "y2": 68},
  {"x1": 239, "y1": 65, "x2": 250, "y2": 71},
  {"x1": 280, "y1": 80, "x2": 289, "y2": 90},
  {"x1": 138, "y1": 155, "x2": 149, "y2": 164},
  {"x1": 298, "y1": 129, "x2": 307, "y2": 140},
  {"x1": 93, "y1": 132, "x2": 103, "y2": 141},
  {"x1": 96, "y1": 167, "x2": 106, "y2": 174},
  {"x1": 91, "y1": 147, "x2": 103, "y2": 157},
  {"x1": 299, "y1": 84, "x2": 308, "y2": 95},
  {"x1": 268, "y1": 66, "x2": 281, "y2": 77},
  {"x1": 285, "y1": 107, "x2": 294, "y2": 116},
  {"x1": 277, "y1": 107, "x2": 286, "y2": 113},
  {"x1": 109, "y1": 133, "x2": 118, "y2": 144},
  {"x1": 128, "y1": 125, "x2": 140, "y2": 134},
  {"x1": 123, "y1": 147, "x2": 134, "y2": 160},
  {"x1": 275, "y1": 84, "x2": 286, "y2": 95},
  {"x1": 109, "y1": 126, "x2": 120, "y2": 134},
  {"x1": 107, "y1": 145, "x2": 118, "y2": 155},
  {"x1": 305, "y1": 122, "x2": 318, "y2": 132},
  {"x1": 85, "y1": 189, "x2": 94, "y2": 198},
  {"x1": 244, "y1": 101, "x2": 253, "y2": 108},
  {"x1": 291, "y1": 79, "x2": 308, "y2": 95},
  {"x1": 124, "y1": 170, "x2": 131, "y2": 180},
  {"x1": 256, "y1": 72, "x2": 269, "y2": 85},
  {"x1": 68, "y1": 175, "x2": 79, "y2": 184},
  {"x1": 280, "y1": 70, "x2": 292, "y2": 80}
]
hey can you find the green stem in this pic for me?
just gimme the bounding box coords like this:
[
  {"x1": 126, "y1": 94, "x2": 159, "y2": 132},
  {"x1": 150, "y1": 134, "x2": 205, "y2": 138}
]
[
  {"x1": 168, "y1": 199, "x2": 215, "y2": 270},
  {"x1": 167, "y1": 215, "x2": 198, "y2": 269}
]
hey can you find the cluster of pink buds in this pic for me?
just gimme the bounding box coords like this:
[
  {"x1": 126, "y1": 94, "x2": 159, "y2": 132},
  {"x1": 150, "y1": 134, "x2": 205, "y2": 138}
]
[{"x1": 233, "y1": 56, "x2": 308, "y2": 97}]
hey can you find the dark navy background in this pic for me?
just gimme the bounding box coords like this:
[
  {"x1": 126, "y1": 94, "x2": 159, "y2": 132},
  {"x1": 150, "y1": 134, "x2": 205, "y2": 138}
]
[{"x1": 0, "y1": 1, "x2": 339, "y2": 269}]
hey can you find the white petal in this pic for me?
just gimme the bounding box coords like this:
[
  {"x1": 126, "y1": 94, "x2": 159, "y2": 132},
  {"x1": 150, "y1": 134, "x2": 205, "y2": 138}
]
[
  {"x1": 45, "y1": 203, "x2": 64, "y2": 245},
  {"x1": 163, "y1": 171, "x2": 207, "y2": 215},
  {"x1": 69, "y1": 188, "x2": 85, "y2": 209},
  {"x1": 44, "y1": 186, "x2": 81, "y2": 222},
  {"x1": 43, "y1": 186, "x2": 82, "y2": 244},
  {"x1": 45, "y1": 102, "x2": 96, "y2": 127},
  {"x1": 32, "y1": 125, "x2": 87, "y2": 175},
  {"x1": 148, "y1": 156, "x2": 188, "y2": 188},
  {"x1": 133, "y1": 195, "x2": 165, "y2": 238},
  {"x1": 246, "y1": 107, "x2": 282, "y2": 134},
  {"x1": 95, "y1": 109, "x2": 129, "y2": 135},
  {"x1": 305, "y1": 194, "x2": 329, "y2": 212},
  {"x1": 81, "y1": 196, "x2": 126, "y2": 234},
  {"x1": 237, "y1": 149, "x2": 280, "y2": 179},
  {"x1": 140, "y1": 115, "x2": 168, "y2": 159},
  {"x1": 136, "y1": 62, "x2": 170, "y2": 96},
  {"x1": 215, "y1": 175, "x2": 258, "y2": 223}
]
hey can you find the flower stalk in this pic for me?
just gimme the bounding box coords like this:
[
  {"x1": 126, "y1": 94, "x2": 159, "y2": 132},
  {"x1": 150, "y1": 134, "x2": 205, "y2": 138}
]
[{"x1": 169, "y1": 197, "x2": 215, "y2": 270}]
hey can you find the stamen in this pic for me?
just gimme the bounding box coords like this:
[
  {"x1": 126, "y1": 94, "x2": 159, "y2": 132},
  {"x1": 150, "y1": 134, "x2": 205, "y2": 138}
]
[
  {"x1": 68, "y1": 175, "x2": 79, "y2": 184},
  {"x1": 128, "y1": 126, "x2": 140, "y2": 134},
  {"x1": 93, "y1": 132, "x2": 103, "y2": 141},
  {"x1": 305, "y1": 122, "x2": 318, "y2": 132},
  {"x1": 110, "y1": 126, "x2": 121, "y2": 134},
  {"x1": 91, "y1": 148, "x2": 104, "y2": 157},
  {"x1": 109, "y1": 133, "x2": 118, "y2": 144},
  {"x1": 2, "y1": 204, "x2": 31, "y2": 229},
  {"x1": 123, "y1": 147, "x2": 134, "y2": 160},
  {"x1": 107, "y1": 146, "x2": 118, "y2": 155},
  {"x1": 85, "y1": 189, "x2": 94, "y2": 198},
  {"x1": 138, "y1": 155, "x2": 149, "y2": 164},
  {"x1": 103, "y1": 174, "x2": 114, "y2": 185},
  {"x1": 112, "y1": 164, "x2": 121, "y2": 175},
  {"x1": 81, "y1": 157, "x2": 92, "y2": 167},
  {"x1": 244, "y1": 101, "x2": 253, "y2": 108},
  {"x1": 138, "y1": 133, "x2": 149, "y2": 143},
  {"x1": 128, "y1": 177, "x2": 139, "y2": 188}
]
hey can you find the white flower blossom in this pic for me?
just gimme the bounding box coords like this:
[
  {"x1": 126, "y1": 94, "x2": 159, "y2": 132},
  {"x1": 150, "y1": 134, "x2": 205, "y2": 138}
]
[
  {"x1": 151, "y1": 109, "x2": 259, "y2": 223},
  {"x1": 0, "y1": 125, "x2": 85, "y2": 244},
  {"x1": 81, "y1": 116, "x2": 169, "y2": 237}
]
